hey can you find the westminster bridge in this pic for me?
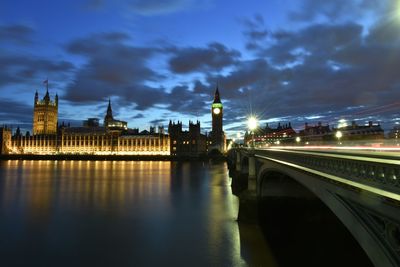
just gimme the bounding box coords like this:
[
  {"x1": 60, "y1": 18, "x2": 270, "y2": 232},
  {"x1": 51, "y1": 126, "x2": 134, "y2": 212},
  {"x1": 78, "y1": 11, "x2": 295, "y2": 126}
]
[{"x1": 227, "y1": 147, "x2": 400, "y2": 267}]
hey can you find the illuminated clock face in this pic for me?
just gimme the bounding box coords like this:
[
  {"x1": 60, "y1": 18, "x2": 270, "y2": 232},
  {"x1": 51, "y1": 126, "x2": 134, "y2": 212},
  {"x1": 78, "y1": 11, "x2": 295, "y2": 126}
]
[{"x1": 213, "y1": 108, "x2": 221, "y2": 115}]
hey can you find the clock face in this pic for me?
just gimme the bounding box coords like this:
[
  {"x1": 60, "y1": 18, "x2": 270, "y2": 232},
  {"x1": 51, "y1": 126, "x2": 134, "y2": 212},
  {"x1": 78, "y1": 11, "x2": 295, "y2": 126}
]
[{"x1": 213, "y1": 107, "x2": 221, "y2": 115}]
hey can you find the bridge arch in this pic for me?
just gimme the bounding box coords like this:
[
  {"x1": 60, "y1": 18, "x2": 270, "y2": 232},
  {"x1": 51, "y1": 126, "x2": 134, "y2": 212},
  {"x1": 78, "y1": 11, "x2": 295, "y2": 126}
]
[{"x1": 256, "y1": 160, "x2": 398, "y2": 267}]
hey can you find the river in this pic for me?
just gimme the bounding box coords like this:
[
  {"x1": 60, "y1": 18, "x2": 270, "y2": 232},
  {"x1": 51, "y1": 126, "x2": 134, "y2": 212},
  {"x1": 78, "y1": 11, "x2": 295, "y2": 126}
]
[{"x1": 0, "y1": 160, "x2": 275, "y2": 267}]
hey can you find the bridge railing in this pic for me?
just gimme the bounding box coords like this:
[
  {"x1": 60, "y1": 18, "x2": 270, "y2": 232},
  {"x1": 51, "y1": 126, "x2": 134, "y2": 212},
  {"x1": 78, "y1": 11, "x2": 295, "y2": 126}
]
[{"x1": 250, "y1": 148, "x2": 400, "y2": 197}]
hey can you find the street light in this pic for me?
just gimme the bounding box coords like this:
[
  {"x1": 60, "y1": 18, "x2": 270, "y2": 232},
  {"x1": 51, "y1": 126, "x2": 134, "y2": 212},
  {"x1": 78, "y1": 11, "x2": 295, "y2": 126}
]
[
  {"x1": 247, "y1": 116, "x2": 258, "y2": 147},
  {"x1": 335, "y1": 131, "x2": 343, "y2": 145},
  {"x1": 295, "y1": 136, "x2": 301, "y2": 143}
]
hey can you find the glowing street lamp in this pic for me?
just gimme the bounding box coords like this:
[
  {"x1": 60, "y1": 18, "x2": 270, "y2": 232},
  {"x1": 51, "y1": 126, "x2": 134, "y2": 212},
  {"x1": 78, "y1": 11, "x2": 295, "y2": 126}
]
[
  {"x1": 335, "y1": 131, "x2": 343, "y2": 145},
  {"x1": 295, "y1": 136, "x2": 301, "y2": 143},
  {"x1": 247, "y1": 116, "x2": 258, "y2": 147}
]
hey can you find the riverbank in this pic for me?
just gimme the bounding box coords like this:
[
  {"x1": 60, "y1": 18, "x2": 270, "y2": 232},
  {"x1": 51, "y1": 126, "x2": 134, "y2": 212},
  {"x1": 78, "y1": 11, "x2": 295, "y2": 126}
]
[{"x1": 0, "y1": 154, "x2": 227, "y2": 161}]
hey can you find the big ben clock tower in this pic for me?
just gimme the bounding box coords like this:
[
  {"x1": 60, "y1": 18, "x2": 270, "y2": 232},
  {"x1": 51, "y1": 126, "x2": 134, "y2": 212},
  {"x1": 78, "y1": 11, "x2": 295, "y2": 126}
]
[{"x1": 210, "y1": 86, "x2": 225, "y2": 152}]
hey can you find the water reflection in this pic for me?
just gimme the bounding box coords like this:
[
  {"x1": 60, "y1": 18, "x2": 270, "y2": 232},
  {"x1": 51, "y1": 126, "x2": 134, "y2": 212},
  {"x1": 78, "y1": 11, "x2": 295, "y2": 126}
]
[{"x1": 0, "y1": 160, "x2": 268, "y2": 267}]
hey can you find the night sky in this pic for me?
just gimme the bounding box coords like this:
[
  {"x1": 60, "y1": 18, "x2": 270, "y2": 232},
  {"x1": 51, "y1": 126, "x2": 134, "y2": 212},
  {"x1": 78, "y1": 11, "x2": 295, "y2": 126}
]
[{"x1": 1, "y1": 0, "x2": 399, "y2": 137}]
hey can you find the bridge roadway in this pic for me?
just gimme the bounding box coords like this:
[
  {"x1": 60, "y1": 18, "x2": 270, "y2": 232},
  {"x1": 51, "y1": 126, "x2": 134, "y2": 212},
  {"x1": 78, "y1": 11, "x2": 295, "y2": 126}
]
[{"x1": 228, "y1": 147, "x2": 400, "y2": 267}]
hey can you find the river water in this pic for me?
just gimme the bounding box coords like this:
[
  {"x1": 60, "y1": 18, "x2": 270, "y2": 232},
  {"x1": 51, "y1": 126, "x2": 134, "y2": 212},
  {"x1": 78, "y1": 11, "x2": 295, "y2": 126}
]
[{"x1": 0, "y1": 160, "x2": 275, "y2": 267}]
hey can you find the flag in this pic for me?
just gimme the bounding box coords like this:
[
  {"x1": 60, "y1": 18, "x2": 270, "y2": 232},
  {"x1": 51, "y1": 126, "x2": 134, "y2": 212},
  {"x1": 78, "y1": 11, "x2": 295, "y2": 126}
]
[{"x1": 43, "y1": 79, "x2": 48, "y2": 85}]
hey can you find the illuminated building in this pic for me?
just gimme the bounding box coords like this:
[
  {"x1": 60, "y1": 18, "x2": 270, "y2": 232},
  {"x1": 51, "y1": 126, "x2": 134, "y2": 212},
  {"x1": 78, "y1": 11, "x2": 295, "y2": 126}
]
[
  {"x1": 388, "y1": 125, "x2": 400, "y2": 140},
  {"x1": 209, "y1": 86, "x2": 226, "y2": 152},
  {"x1": 168, "y1": 120, "x2": 207, "y2": 156},
  {"x1": 245, "y1": 122, "x2": 296, "y2": 145},
  {"x1": 33, "y1": 87, "x2": 58, "y2": 135},
  {"x1": 332, "y1": 121, "x2": 384, "y2": 141},
  {"x1": 104, "y1": 99, "x2": 127, "y2": 131},
  {"x1": 389, "y1": 126, "x2": 400, "y2": 139},
  {"x1": 1, "y1": 90, "x2": 169, "y2": 155},
  {"x1": 0, "y1": 127, "x2": 12, "y2": 154}
]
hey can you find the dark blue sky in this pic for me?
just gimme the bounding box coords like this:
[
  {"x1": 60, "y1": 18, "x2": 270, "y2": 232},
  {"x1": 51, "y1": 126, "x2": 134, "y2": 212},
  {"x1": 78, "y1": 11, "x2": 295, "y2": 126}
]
[{"x1": 1, "y1": 0, "x2": 399, "y2": 137}]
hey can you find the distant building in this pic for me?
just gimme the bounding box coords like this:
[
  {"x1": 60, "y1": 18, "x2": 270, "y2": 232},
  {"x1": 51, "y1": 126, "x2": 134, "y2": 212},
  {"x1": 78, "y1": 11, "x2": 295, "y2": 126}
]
[
  {"x1": 333, "y1": 121, "x2": 384, "y2": 141},
  {"x1": 33, "y1": 88, "x2": 58, "y2": 135},
  {"x1": 104, "y1": 99, "x2": 127, "y2": 131},
  {"x1": 388, "y1": 125, "x2": 400, "y2": 140},
  {"x1": 168, "y1": 120, "x2": 207, "y2": 156},
  {"x1": 245, "y1": 122, "x2": 297, "y2": 145},
  {"x1": 299, "y1": 122, "x2": 332, "y2": 143},
  {"x1": 83, "y1": 118, "x2": 100, "y2": 127}
]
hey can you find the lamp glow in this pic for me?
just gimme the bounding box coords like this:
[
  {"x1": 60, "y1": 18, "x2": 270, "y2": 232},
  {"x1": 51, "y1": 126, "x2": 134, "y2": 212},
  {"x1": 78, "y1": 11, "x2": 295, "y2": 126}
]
[{"x1": 247, "y1": 116, "x2": 258, "y2": 131}]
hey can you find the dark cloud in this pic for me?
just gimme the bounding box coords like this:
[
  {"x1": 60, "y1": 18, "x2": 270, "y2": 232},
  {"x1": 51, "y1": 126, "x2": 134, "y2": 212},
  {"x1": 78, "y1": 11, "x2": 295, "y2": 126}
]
[
  {"x1": 0, "y1": 24, "x2": 34, "y2": 45},
  {"x1": 166, "y1": 85, "x2": 209, "y2": 115},
  {"x1": 64, "y1": 32, "x2": 167, "y2": 106},
  {"x1": 168, "y1": 42, "x2": 240, "y2": 73},
  {"x1": 128, "y1": 0, "x2": 190, "y2": 15},
  {"x1": 64, "y1": 33, "x2": 216, "y2": 116},
  {"x1": 149, "y1": 118, "x2": 167, "y2": 125},
  {"x1": 86, "y1": 0, "x2": 210, "y2": 15},
  {"x1": 264, "y1": 23, "x2": 363, "y2": 65},
  {"x1": 241, "y1": 14, "x2": 268, "y2": 50},
  {"x1": 0, "y1": 98, "x2": 33, "y2": 126},
  {"x1": 131, "y1": 113, "x2": 145, "y2": 119},
  {"x1": 289, "y1": 0, "x2": 387, "y2": 22},
  {"x1": 0, "y1": 54, "x2": 75, "y2": 87}
]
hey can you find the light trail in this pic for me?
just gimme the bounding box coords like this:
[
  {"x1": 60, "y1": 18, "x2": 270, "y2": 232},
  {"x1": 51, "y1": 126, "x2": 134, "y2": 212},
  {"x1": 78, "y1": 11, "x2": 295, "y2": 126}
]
[{"x1": 264, "y1": 145, "x2": 400, "y2": 152}]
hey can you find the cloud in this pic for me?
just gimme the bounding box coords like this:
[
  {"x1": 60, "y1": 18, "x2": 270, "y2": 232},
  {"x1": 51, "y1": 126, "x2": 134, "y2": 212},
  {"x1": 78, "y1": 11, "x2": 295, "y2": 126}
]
[
  {"x1": 128, "y1": 0, "x2": 192, "y2": 15},
  {"x1": 64, "y1": 32, "x2": 168, "y2": 106},
  {"x1": 240, "y1": 14, "x2": 268, "y2": 50},
  {"x1": 85, "y1": 0, "x2": 211, "y2": 16},
  {"x1": 131, "y1": 113, "x2": 145, "y2": 119},
  {"x1": 64, "y1": 33, "x2": 216, "y2": 117},
  {"x1": 0, "y1": 98, "x2": 33, "y2": 126},
  {"x1": 288, "y1": 0, "x2": 388, "y2": 22},
  {"x1": 0, "y1": 53, "x2": 75, "y2": 88},
  {"x1": 168, "y1": 42, "x2": 240, "y2": 73},
  {"x1": 149, "y1": 118, "x2": 166, "y2": 125},
  {"x1": 0, "y1": 24, "x2": 34, "y2": 45},
  {"x1": 263, "y1": 23, "x2": 363, "y2": 66}
]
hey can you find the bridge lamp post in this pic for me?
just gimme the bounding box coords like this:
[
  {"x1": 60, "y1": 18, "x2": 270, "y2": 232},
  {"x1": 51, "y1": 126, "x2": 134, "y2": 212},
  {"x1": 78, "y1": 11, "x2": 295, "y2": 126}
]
[
  {"x1": 335, "y1": 131, "x2": 343, "y2": 145},
  {"x1": 247, "y1": 116, "x2": 258, "y2": 148},
  {"x1": 295, "y1": 136, "x2": 301, "y2": 144}
]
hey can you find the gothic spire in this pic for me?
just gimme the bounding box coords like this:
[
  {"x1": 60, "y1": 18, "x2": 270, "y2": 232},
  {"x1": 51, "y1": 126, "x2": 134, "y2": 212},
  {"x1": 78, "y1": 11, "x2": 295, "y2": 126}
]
[
  {"x1": 213, "y1": 85, "x2": 221, "y2": 104},
  {"x1": 105, "y1": 98, "x2": 113, "y2": 120}
]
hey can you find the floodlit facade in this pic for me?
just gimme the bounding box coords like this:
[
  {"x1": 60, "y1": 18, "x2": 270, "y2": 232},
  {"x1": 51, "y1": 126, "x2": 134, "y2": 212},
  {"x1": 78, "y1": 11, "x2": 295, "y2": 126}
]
[
  {"x1": 33, "y1": 89, "x2": 58, "y2": 135},
  {"x1": 2, "y1": 90, "x2": 170, "y2": 155}
]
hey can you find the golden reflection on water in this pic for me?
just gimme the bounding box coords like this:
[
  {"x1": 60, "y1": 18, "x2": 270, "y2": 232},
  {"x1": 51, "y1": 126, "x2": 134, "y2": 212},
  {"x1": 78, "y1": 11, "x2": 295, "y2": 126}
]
[{"x1": 1, "y1": 160, "x2": 172, "y2": 216}]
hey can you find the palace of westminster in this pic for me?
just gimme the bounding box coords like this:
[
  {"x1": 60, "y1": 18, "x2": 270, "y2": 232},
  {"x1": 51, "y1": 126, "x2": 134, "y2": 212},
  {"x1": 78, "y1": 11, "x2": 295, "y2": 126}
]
[{"x1": 0, "y1": 85, "x2": 226, "y2": 156}]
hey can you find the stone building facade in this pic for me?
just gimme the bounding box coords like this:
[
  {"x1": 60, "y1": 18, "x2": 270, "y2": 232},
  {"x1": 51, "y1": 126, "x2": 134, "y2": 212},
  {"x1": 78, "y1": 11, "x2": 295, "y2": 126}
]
[
  {"x1": 168, "y1": 120, "x2": 207, "y2": 156},
  {"x1": 33, "y1": 88, "x2": 58, "y2": 135}
]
